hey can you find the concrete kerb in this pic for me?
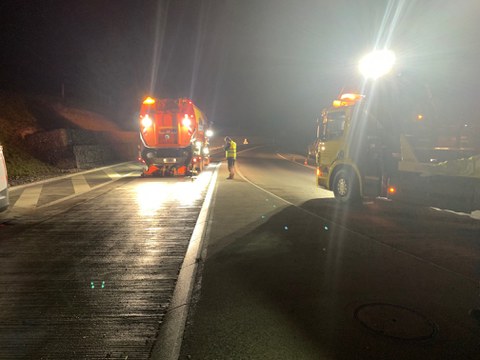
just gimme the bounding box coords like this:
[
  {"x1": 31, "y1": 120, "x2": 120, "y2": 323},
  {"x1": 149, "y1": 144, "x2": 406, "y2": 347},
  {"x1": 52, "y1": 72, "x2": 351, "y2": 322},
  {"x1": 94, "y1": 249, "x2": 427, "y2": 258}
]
[{"x1": 151, "y1": 163, "x2": 220, "y2": 360}]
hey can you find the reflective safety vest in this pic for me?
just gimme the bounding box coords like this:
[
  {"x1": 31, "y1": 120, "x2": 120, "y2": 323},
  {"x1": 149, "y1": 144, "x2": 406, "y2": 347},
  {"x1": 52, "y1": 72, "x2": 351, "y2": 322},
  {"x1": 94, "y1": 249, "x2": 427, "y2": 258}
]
[{"x1": 225, "y1": 140, "x2": 237, "y2": 159}]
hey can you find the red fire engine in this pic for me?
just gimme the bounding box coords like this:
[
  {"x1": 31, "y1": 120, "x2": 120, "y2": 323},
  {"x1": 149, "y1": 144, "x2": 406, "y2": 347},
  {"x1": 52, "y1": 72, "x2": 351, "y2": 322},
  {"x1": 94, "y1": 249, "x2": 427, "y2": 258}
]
[{"x1": 139, "y1": 97, "x2": 210, "y2": 176}]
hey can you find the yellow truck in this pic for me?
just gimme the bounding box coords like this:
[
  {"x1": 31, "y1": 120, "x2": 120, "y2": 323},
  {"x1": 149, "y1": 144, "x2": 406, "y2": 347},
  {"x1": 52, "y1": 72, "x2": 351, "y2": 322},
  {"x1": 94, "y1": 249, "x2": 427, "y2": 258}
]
[{"x1": 315, "y1": 93, "x2": 480, "y2": 212}]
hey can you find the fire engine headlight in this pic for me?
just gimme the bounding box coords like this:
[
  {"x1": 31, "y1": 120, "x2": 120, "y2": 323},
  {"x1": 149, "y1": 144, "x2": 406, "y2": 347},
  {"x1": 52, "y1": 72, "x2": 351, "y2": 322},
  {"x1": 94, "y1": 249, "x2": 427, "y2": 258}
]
[
  {"x1": 205, "y1": 129, "x2": 213, "y2": 137},
  {"x1": 146, "y1": 152, "x2": 154, "y2": 159},
  {"x1": 182, "y1": 116, "x2": 192, "y2": 127},
  {"x1": 141, "y1": 115, "x2": 153, "y2": 129}
]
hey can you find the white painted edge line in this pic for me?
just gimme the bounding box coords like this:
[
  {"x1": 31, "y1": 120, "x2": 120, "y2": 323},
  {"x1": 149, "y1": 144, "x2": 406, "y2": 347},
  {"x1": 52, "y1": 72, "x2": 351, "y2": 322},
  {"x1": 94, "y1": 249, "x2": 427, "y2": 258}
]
[
  {"x1": 237, "y1": 145, "x2": 266, "y2": 154},
  {"x1": 431, "y1": 207, "x2": 480, "y2": 221},
  {"x1": 238, "y1": 154, "x2": 478, "y2": 285},
  {"x1": 276, "y1": 152, "x2": 316, "y2": 169},
  {"x1": 10, "y1": 161, "x2": 138, "y2": 190},
  {"x1": 236, "y1": 165, "x2": 293, "y2": 207},
  {"x1": 150, "y1": 163, "x2": 220, "y2": 360},
  {"x1": 278, "y1": 152, "x2": 480, "y2": 219},
  {"x1": 276, "y1": 153, "x2": 480, "y2": 220}
]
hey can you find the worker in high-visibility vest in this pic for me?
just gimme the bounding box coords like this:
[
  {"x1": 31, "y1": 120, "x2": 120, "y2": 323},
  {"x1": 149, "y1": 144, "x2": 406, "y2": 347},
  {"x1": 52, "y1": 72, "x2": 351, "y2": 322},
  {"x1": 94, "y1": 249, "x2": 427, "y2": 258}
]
[{"x1": 224, "y1": 136, "x2": 237, "y2": 179}]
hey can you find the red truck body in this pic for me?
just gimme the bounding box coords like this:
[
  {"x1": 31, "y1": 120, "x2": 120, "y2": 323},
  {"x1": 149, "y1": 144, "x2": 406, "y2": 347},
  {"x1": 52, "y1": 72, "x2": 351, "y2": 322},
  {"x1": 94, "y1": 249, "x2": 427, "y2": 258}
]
[{"x1": 139, "y1": 97, "x2": 210, "y2": 176}]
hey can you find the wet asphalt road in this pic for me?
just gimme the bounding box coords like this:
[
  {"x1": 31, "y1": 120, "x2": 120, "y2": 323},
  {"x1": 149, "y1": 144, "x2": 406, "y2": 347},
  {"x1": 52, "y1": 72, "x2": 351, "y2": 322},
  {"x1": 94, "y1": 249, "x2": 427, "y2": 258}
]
[
  {"x1": 180, "y1": 146, "x2": 480, "y2": 360},
  {"x1": 0, "y1": 164, "x2": 215, "y2": 359}
]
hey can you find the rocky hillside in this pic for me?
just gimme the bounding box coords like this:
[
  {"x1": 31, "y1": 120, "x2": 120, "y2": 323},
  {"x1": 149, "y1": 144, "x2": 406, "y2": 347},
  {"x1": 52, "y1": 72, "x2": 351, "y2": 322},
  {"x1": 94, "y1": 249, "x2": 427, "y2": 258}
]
[{"x1": 0, "y1": 92, "x2": 137, "y2": 186}]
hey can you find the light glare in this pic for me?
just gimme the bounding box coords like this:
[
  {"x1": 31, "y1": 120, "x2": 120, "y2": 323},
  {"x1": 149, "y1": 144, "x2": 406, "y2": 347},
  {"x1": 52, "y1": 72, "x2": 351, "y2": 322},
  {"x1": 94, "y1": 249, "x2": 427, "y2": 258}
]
[
  {"x1": 359, "y1": 50, "x2": 396, "y2": 80},
  {"x1": 182, "y1": 115, "x2": 192, "y2": 127},
  {"x1": 143, "y1": 97, "x2": 156, "y2": 105},
  {"x1": 141, "y1": 115, "x2": 153, "y2": 129}
]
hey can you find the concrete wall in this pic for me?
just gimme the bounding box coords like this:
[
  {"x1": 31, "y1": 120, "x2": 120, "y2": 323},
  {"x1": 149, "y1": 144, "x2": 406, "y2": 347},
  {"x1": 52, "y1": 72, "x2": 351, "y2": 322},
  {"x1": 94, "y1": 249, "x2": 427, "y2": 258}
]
[{"x1": 25, "y1": 129, "x2": 139, "y2": 169}]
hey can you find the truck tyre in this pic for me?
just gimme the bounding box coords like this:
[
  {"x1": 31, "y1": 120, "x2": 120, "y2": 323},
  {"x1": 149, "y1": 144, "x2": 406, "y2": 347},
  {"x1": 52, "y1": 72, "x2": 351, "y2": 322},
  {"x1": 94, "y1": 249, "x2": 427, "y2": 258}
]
[{"x1": 332, "y1": 169, "x2": 360, "y2": 203}]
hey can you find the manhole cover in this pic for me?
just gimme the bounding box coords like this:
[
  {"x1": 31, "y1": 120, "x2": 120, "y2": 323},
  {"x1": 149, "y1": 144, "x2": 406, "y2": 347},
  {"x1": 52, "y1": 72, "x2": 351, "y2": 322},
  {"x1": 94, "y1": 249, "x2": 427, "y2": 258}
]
[{"x1": 355, "y1": 303, "x2": 437, "y2": 340}]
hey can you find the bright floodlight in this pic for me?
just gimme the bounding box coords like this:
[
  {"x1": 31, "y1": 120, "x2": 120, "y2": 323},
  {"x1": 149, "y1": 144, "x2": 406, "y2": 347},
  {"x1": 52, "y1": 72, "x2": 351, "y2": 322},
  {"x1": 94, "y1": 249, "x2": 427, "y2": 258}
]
[{"x1": 359, "y1": 50, "x2": 396, "y2": 80}]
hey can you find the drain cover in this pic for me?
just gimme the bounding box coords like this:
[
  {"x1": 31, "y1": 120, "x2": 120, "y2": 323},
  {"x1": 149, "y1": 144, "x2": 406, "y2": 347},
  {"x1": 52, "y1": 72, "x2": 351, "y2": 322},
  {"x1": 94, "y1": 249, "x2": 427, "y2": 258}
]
[{"x1": 355, "y1": 303, "x2": 436, "y2": 340}]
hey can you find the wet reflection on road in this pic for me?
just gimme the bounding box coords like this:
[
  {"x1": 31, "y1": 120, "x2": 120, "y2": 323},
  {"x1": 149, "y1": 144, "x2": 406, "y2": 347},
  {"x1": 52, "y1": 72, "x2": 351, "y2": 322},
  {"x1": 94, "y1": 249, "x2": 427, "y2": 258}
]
[
  {"x1": 0, "y1": 169, "x2": 214, "y2": 359},
  {"x1": 135, "y1": 172, "x2": 212, "y2": 216}
]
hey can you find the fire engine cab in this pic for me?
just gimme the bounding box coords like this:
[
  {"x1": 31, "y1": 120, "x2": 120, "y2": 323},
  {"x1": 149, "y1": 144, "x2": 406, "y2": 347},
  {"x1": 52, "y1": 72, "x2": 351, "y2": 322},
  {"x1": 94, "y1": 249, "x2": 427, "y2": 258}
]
[{"x1": 139, "y1": 97, "x2": 210, "y2": 176}]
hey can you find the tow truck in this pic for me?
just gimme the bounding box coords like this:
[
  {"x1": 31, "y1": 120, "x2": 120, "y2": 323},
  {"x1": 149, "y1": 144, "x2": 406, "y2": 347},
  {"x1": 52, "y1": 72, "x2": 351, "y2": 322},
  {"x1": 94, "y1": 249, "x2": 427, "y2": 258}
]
[{"x1": 315, "y1": 92, "x2": 480, "y2": 212}]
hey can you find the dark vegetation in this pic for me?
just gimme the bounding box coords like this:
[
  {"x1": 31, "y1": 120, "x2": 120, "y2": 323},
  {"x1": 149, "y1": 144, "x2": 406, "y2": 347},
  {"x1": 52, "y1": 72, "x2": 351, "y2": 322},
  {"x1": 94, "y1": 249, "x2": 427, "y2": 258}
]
[{"x1": 0, "y1": 91, "x2": 129, "y2": 186}]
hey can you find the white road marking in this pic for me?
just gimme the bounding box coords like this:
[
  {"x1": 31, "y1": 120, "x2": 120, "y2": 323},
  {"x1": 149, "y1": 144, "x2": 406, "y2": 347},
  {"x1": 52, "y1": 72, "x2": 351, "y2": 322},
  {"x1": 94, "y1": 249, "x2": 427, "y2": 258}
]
[
  {"x1": 276, "y1": 152, "x2": 316, "y2": 169},
  {"x1": 71, "y1": 175, "x2": 91, "y2": 194},
  {"x1": 431, "y1": 207, "x2": 480, "y2": 221},
  {"x1": 105, "y1": 168, "x2": 121, "y2": 179},
  {"x1": 14, "y1": 185, "x2": 42, "y2": 208},
  {"x1": 10, "y1": 161, "x2": 135, "y2": 191},
  {"x1": 36, "y1": 171, "x2": 139, "y2": 209},
  {"x1": 236, "y1": 158, "x2": 477, "y2": 285},
  {"x1": 151, "y1": 163, "x2": 220, "y2": 360}
]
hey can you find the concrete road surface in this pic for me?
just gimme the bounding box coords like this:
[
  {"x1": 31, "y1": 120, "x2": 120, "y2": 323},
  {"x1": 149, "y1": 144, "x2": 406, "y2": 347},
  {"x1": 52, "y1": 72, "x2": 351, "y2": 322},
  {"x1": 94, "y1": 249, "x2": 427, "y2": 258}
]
[{"x1": 0, "y1": 162, "x2": 217, "y2": 359}]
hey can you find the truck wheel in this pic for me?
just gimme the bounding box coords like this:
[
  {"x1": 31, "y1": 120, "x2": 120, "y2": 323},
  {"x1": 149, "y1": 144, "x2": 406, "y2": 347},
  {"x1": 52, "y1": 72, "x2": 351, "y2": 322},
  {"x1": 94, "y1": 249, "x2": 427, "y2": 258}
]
[{"x1": 332, "y1": 169, "x2": 360, "y2": 203}]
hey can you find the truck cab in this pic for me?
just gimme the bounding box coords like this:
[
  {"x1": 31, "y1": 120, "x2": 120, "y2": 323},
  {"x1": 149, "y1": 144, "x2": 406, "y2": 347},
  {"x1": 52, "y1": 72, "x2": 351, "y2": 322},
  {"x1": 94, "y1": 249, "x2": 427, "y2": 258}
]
[
  {"x1": 315, "y1": 91, "x2": 480, "y2": 211},
  {"x1": 315, "y1": 93, "x2": 392, "y2": 202},
  {"x1": 139, "y1": 97, "x2": 210, "y2": 176}
]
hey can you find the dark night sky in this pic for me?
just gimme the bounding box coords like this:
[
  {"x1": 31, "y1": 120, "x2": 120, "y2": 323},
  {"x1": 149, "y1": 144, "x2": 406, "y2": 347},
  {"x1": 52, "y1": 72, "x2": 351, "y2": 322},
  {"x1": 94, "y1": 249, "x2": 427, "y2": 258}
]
[{"x1": 1, "y1": 0, "x2": 480, "y2": 142}]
